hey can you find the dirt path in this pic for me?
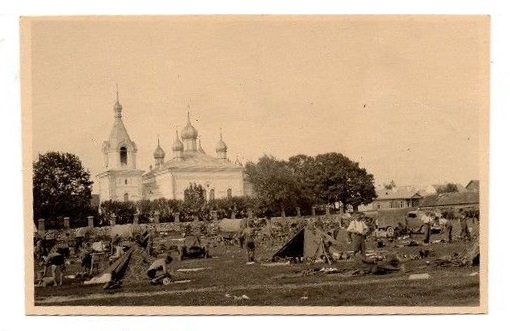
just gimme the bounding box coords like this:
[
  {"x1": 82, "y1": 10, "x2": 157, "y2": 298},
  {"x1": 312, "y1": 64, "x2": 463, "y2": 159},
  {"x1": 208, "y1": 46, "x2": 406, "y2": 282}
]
[{"x1": 36, "y1": 275, "x2": 415, "y2": 304}]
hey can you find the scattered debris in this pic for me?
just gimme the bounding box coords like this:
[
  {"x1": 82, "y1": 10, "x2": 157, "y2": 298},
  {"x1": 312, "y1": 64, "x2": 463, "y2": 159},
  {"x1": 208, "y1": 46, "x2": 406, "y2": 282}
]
[
  {"x1": 300, "y1": 296, "x2": 309, "y2": 300},
  {"x1": 246, "y1": 261, "x2": 256, "y2": 265},
  {"x1": 173, "y1": 279, "x2": 191, "y2": 284},
  {"x1": 225, "y1": 293, "x2": 250, "y2": 300},
  {"x1": 409, "y1": 273, "x2": 431, "y2": 280},
  {"x1": 261, "y1": 261, "x2": 290, "y2": 267},
  {"x1": 176, "y1": 267, "x2": 211, "y2": 272},
  {"x1": 469, "y1": 272, "x2": 478, "y2": 277}
]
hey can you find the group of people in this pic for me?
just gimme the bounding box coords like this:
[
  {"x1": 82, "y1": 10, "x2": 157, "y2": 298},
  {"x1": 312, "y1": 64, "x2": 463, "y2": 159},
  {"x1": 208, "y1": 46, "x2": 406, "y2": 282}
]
[{"x1": 420, "y1": 209, "x2": 474, "y2": 244}]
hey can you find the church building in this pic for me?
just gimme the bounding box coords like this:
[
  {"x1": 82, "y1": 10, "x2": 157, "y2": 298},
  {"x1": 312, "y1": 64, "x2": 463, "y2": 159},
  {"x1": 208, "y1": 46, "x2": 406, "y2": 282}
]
[{"x1": 97, "y1": 93, "x2": 245, "y2": 202}]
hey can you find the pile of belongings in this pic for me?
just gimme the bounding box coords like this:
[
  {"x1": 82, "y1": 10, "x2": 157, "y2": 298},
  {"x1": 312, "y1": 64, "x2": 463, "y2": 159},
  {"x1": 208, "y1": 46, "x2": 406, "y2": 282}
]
[
  {"x1": 361, "y1": 253, "x2": 403, "y2": 275},
  {"x1": 430, "y1": 241, "x2": 480, "y2": 267}
]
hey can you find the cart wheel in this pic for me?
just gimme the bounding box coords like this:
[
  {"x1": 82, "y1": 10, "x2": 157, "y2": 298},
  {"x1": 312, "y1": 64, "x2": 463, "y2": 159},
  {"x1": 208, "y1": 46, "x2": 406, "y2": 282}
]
[{"x1": 162, "y1": 277, "x2": 172, "y2": 285}]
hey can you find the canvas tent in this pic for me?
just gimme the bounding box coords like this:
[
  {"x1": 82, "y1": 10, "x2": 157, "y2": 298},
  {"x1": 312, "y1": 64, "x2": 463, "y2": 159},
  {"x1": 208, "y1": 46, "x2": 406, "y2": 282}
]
[
  {"x1": 272, "y1": 228, "x2": 336, "y2": 263},
  {"x1": 217, "y1": 218, "x2": 246, "y2": 233},
  {"x1": 109, "y1": 223, "x2": 143, "y2": 238}
]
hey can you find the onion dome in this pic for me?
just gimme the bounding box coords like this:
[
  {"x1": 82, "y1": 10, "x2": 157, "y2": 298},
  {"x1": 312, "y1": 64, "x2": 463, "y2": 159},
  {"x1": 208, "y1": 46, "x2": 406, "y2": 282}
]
[
  {"x1": 153, "y1": 137, "x2": 165, "y2": 159},
  {"x1": 216, "y1": 132, "x2": 227, "y2": 152},
  {"x1": 181, "y1": 112, "x2": 198, "y2": 140},
  {"x1": 113, "y1": 85, "x2": 123, "y2": 118},
  {"x1": 172, "y1": 130, "x2": 184, "y2": 151}
]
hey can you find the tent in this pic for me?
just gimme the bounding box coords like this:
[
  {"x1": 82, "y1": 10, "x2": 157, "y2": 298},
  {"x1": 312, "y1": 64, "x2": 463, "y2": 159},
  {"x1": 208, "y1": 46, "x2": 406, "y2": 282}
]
[
  {"x1": 272, "y1": 228, "x2": 335, "y2": 263},
  {"x1": 84, "y1": 242, "x2": 151, "y2": 286},
  {"x1": 217, "y1": 218, "x2": 246, "y2": 233},
  {"x1": 109, "y1": 223, "x2": 143, "y2": 238}
]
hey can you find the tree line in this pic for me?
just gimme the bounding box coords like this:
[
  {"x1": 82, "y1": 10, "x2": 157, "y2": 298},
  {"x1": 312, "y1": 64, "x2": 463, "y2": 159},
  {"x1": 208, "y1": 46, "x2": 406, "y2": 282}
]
[
  {"x1": 245, "y1": 153, "x2": 377, "y2": 216},
  {"x1": 33, "y1": 151, "x2": 378, "y2": 228}
]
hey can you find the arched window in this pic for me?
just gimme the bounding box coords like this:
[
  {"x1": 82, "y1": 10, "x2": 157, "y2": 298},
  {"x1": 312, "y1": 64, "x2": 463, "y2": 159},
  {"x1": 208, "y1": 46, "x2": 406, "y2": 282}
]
[
  {"x1": 124, "y1": 193, "x2": 129, "y2": 202},
  {"x1": 227, "y1": 188, "x2": 232, "y2": 199},
  {"x1": 120, "y1": 147, "x2": 127, "y2": 166},
  {"x1": 125, "y1": 179, "x2": 128, "y2": 185},
  {"x1": 209, "y1": 189, "x2": 215, "y2": 201}
]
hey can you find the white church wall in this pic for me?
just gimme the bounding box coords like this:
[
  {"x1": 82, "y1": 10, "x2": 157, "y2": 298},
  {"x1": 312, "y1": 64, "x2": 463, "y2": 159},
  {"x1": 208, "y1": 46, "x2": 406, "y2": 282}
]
[{"x1": 172, "y1": 171, "x2": 244, "y2": 200}]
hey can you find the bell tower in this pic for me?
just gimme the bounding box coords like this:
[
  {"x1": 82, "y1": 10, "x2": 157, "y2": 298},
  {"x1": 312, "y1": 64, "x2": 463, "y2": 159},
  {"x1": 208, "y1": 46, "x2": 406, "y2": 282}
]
[{"x1": 97, "y1": 86, "x2": 144, "y2": 202}]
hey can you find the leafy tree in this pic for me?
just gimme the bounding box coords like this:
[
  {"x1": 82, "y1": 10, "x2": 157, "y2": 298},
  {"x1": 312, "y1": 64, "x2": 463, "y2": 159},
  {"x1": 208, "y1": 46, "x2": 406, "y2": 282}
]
[
  {"x1": 245, "y1": 155, "x2": 301, "y2": 216},
  {"x1": 436, "y1": 183, "x2": 460, "y2": 193},
  {"x1": 99, "y1": 200, "x2": 137, "y2": 225},
  {"x1": 183, "y1": 183, "x2": 207, "y2": 221},
  {"x1": 384, "y1": 180, "x2": 397, "y2": 190},
  {"x1": 289, "y1": 152, "x2": 377, "y2": 212},
  {"x1": 33, "y1": 152, "x2": 93, "y2": 222},
  {"x1": 288, "y1": 154, "x2": 321, "y2": 211}
]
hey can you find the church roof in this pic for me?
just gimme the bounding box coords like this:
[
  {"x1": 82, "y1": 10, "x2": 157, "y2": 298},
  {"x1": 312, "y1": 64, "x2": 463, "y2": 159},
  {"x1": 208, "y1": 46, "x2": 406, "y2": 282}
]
[
  {"x1": 181, "y1": 112, "x2": 198, "y2": 140},
  {"x1": 106, "y1": 116, "x2": 136, "y2": 150},
  {"x1": 143, "y1": 151, "x2": 243, "y2": 177}
]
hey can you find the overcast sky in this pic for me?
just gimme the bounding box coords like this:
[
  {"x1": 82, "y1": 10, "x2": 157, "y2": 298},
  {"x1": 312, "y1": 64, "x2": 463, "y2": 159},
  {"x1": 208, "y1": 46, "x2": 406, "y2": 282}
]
[{"x1": 28, "y1": 16, "x2": 488, "y2": 192}]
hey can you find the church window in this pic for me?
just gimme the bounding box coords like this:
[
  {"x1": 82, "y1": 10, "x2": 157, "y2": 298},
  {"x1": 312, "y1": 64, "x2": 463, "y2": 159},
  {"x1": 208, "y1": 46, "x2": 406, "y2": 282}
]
[
  {"x1": 120, "y1": 147, "x2": 128, "y2": 165},
  {"x1": 125, "y1": 179, "x2": 128, "y2": 185},
  {"x1": 227, "y1": 188, "x2": 232, "y2": 199},
  {"x1": 124, "y1": 193, "x2": 129, "y2": 202},
  {"x1": 209, "y1": 189, "x2": 215, "y2": 201}
]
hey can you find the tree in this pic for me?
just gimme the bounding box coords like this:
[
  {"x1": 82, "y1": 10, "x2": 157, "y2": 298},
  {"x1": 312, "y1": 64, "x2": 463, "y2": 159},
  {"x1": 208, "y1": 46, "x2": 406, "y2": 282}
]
[
  {"x1": 436, "y1": 183, "x2": 459, "y2": 193},
  {"x1": 245, "y1": 155, "x2": 302, "y2": 216},
  {"x1": 384, "y1": 180, "x2": 397, "y2": 190},
  {"x1": 294, "y1": 153, "x2": 377, "y2": 211},
  {"x1": 183, "y1": 183, "x2": 207, "y2": 221},
  {"x1": 33, "y1": 152, "x2": 93, "y2": 222},
  {"x1": 99, "y1": 200, "x2": 137, "y2": 225}
]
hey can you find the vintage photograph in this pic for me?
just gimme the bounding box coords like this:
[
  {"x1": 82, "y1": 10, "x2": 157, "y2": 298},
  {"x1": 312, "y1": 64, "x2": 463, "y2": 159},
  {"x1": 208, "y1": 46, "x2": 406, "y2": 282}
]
[{"x1": 22, "y1": 16, "x2": 489, "y2": 314}]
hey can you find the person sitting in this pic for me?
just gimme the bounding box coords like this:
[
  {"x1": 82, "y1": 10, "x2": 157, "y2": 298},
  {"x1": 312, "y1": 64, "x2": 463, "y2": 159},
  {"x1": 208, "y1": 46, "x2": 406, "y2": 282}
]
[{"x1": 147, "y1": 255, "x2": 173, "y2": 282}]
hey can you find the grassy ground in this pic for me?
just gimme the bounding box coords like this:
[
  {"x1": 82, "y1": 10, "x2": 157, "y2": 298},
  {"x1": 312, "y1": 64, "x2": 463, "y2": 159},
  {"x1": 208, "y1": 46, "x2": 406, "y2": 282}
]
[{"x1": 34, "y1": 223, "x2": 480, "y2": 306}]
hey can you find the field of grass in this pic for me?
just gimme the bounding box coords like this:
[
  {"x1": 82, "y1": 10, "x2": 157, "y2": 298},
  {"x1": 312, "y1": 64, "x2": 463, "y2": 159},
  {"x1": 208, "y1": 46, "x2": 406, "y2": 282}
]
[{"x1": 34, "y1": 226, "x2": 480, "y2": 307}]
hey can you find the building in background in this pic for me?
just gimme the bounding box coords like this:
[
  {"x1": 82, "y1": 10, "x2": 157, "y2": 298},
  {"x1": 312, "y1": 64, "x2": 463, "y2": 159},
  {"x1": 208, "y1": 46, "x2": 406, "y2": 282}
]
[
  {"x1": 96, "y1": 93, "x2": 145, "y2": 202},
  {"x1": 369, "y1": 187, "x2": 423, "y2": 210},
  {"x1": 97, "y1": 94, "x2": 244, "y2": 202},
  {"x1": 466, "y1": 180, "x2": 480, "y2": 192}
]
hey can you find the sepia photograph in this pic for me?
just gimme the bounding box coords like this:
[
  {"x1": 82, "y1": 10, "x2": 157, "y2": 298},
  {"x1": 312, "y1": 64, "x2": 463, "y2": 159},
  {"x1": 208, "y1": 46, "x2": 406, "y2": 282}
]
[{"x1": 21, "y1": 15, "x2": 489, "y2": 315}]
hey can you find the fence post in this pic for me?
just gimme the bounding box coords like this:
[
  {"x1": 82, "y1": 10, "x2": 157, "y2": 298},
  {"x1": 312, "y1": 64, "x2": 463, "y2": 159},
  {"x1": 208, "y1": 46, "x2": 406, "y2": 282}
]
[
  {"x1": 296, "y1": 207, "x2": 301, "y2": 217},
  {"x1": 111, "y1": 213, "x2": 116, "y2": 226},
  {"x1": 87, "y1": 216, "x2": 94, "y2": 228},
  {"x1": 38, "y1": 218, "x2": 45, "y2": 233},
  {"x1": 212, "y1": 210, "x2": 218, "y2": 221},
  {"x1": 133, "y1": 213, "x2": 139, "y2": 224},
  {"x1": 325, "y1": 206, "x2": 331, "y2": 216},
  {"x1": 312, "y1": 206, "x2": 316, "y2": 217},
  {"x1": 63, "y1": 217, "x2": 70, "y2": 229},
  {"x1": 154, "y1": 211, "x2": 160, "y2": 224},
  {"x1": 174, "y1": 212, "x2": 180, "y2": 223}
]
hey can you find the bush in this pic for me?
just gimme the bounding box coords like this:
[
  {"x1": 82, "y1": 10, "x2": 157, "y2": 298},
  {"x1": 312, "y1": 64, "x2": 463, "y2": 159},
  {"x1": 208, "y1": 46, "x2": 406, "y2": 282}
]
[{"x1": 99, "y1": 200, "x2": 137, "y2": 224}]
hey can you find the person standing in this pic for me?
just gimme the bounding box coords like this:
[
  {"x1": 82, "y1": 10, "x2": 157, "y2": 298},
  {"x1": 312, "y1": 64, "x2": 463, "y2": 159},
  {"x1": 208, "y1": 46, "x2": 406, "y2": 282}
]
[
  {"x1": 241, "y1": 222, "x2": 256, "y2": 262},
  {"x1": 441, "y1": 212, "x2": 454, "y2": 243},
  {"x1": 459, "y1": 211, "x2": 472, "y2": 241},
  {"x1": 421, "y1": 212, "x2": 432, "y2": 244},
  {"x1": 346, "y1": 216, "x2": 369, "y2": 258}
]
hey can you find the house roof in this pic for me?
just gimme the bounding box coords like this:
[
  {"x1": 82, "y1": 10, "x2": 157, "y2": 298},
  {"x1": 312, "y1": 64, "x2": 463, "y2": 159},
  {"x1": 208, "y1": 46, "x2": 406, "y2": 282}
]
[
  {"x1": 420, "y1": 191, "x2": 479, "y2": 207},
  {"x1": 375, "y1": 188, "x2": 422, "y2": 201},
  {"x1": 143, "y1": 151, "x2": 243, "y2": 177},
  {"x1": 466, "y1": 180, "x2": 480, "y2": 191}
]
